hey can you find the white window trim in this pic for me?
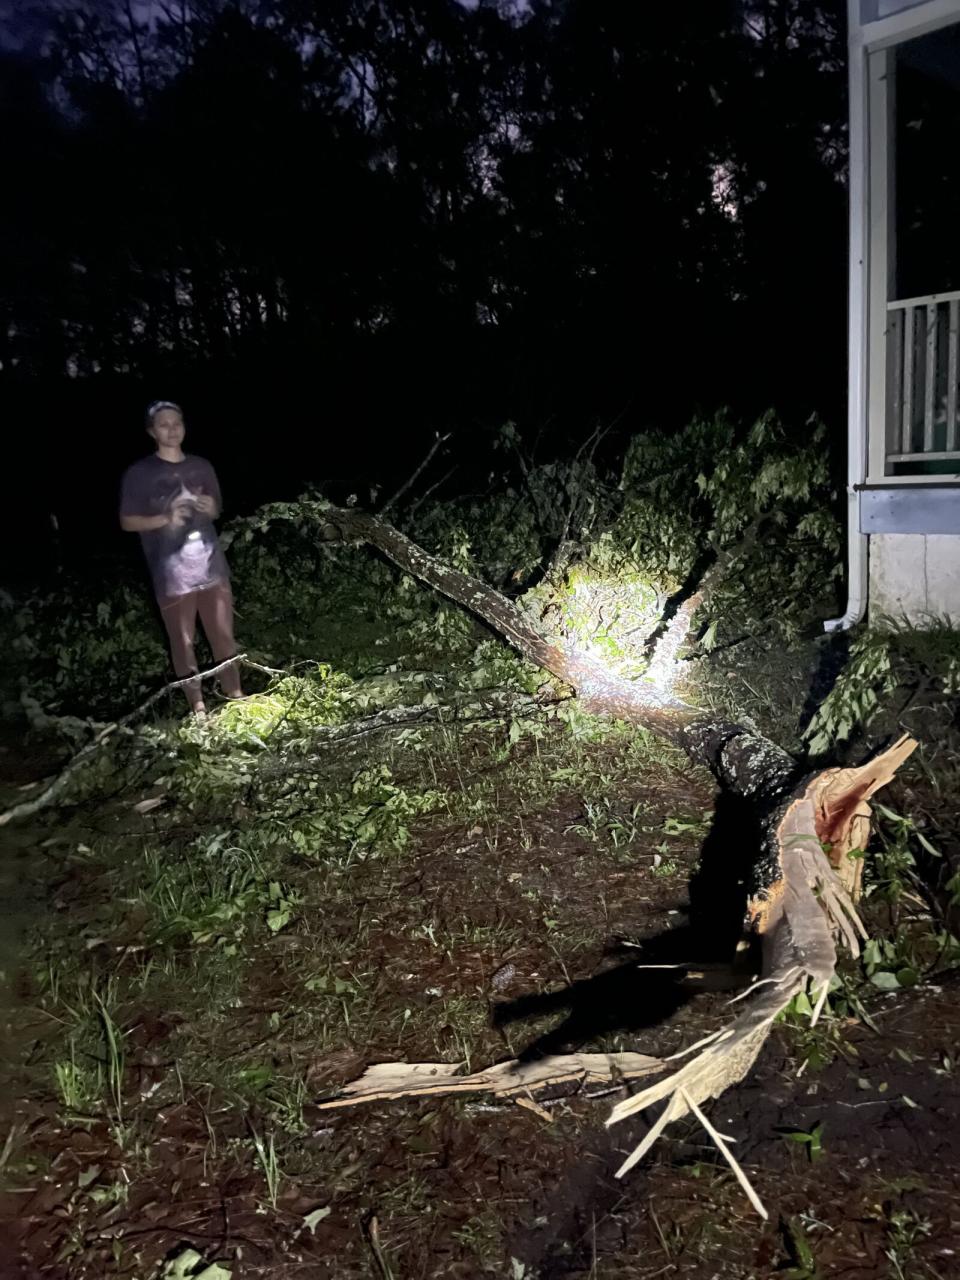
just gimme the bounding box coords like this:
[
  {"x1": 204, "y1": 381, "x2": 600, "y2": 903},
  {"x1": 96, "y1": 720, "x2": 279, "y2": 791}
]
[
  {"x1": 857, "y1": 1, "x2": 960, "y2": 484},
  {"x1": 856, "y1": 0, "x2": 960, "y2": 52}
]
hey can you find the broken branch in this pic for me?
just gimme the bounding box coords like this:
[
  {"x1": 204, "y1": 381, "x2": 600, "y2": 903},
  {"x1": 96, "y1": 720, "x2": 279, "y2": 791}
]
[
  {"x1": 315, "y1": 1052, "x2": 664, "y2": 1109},
  {"x1": 0, "y1": 653, "x2": 251, "y2": 827},
  {"x1": 380, "y1": 431, "x2": 451, "y2": 516}
]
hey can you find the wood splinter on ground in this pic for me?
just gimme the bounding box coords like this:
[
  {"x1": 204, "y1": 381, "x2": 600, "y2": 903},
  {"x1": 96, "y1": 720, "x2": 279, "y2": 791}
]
[
  {"x1": 315, "y1": 733, "x2": 917, "y2": 1217},
  {"x1": 314, "y1": 1052, "x2": 664, "y2": 1110}
]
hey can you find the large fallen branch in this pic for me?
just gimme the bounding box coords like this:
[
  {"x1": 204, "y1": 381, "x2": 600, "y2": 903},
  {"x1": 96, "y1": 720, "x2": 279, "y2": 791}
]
[
  {"x1": 0, "y1": 654, "x2": 264, "y2": 828},
  {"x1": 0, "y1": 659, "x2": 556, "y2": 828},
  {"x1": 300, "y1": 503, "x2": 916, "y2": 1198}
]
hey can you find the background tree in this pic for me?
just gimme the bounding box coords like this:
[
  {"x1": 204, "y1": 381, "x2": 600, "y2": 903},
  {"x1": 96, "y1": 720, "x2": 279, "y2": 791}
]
[{"x1": 0, "y1": 0, "x2": 850, "y2": 571}]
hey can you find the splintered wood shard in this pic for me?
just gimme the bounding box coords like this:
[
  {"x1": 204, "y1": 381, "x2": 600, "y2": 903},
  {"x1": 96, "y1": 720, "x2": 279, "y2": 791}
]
[
  {"x1": 605, "y1": 746, "x2": 910, "y2": 1203},
  {"x1": 314, "y1": 1052, "x2": 665, "y2": 1109},
  {"x1": 807, "y1": 734, "x2": 918, "y2": 899},
  {"x1": 607, "y1": 971, "x2": 799, "y2": 1130}
]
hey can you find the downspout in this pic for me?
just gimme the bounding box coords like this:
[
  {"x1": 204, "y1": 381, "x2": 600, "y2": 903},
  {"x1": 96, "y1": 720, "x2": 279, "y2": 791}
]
[
  {"x1": 825, "y1": 0, "x2": 869, "y2": 633},
  {"x1": 824, "y1": 492, "x2": 867, "y2": 632}
]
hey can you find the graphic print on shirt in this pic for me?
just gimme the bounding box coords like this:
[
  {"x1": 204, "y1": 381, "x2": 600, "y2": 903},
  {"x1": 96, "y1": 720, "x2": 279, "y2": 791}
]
[{"x1": 169, "y1": 482, "x2": 216, "y2": 595}]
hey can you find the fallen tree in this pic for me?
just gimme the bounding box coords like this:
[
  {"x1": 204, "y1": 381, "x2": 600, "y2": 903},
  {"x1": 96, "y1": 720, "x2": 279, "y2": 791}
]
[
  {"x1": 1, "y1": 491, "x2": 916, "y2": 1213},
  {"x1": 298, "y1": 502, "x2": 916, "y2": 1199}
]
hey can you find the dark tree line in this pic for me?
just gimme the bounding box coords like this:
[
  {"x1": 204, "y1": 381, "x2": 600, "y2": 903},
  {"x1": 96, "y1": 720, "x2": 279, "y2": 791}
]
[{"x1": 0, "y1": 0, "x2": 849, "y2": 558}]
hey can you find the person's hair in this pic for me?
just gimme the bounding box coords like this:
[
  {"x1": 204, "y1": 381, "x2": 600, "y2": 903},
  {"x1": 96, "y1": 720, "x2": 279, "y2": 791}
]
[{"x1": 145, "y1": 399, "x2": 183, "y2": 428}]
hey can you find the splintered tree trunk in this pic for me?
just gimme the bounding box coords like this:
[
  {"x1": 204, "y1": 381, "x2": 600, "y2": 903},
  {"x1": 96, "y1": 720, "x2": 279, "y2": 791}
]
[{"x1": 315, "y1": 505, "x2": 915, "y2": 1189}]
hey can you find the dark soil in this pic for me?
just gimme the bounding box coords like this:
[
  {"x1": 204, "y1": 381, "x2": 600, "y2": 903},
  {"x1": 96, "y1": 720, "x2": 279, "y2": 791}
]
[{"x1": 1, "y1": 720, "x2": 959, "y2": 1280}]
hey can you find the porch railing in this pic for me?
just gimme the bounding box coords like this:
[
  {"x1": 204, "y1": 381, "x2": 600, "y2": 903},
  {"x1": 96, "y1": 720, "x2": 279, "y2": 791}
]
[{"x1": 886, "y1": 289, "x2": 960, "y2": 467}]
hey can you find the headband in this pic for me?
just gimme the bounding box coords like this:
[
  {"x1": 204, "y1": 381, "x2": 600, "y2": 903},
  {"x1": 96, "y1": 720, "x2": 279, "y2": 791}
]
[{"x1": 146, "y1": 399, "x2": 182, "y2": 420}]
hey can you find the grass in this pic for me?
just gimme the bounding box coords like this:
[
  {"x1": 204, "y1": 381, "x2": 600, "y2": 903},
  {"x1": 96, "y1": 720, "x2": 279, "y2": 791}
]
[
  {"x1": 54, "y1": 1044, "x2": 93, "y2": 1115},
  {"x1": 884, "y1": 1206, "x2": 933, "y2": 1280},
  {"x1": 6, "y1": 695, "x2": 714, "y2": 1273},
  {"x1": 94, "y1": 991, "x2": 125, "y2": 1129},
  {"x1": 248, "y1": 1124, "x2": 282, "y2": 1210},
  {"x1": 451, "y1": 1208, "x2": 508, "y2": 1270}
]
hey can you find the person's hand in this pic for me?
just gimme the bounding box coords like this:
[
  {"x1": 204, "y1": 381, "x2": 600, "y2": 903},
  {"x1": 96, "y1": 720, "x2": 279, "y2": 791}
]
[
  {"x1": 168, "y1": 500, "x2": 193, "y2": 529},
  {"x1": 194, "y1": 493, "x2": 217, "y2": 517}
]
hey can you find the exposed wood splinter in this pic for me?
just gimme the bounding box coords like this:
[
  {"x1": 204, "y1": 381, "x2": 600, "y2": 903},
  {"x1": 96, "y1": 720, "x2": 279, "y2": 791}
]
[{"x1": 314, "y1": 1052, "x2": 664, "y2": 1110}]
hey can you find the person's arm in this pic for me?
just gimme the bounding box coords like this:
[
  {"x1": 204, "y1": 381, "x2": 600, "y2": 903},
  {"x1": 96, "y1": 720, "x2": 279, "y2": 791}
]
[
  {"x1": 119, "y1": 464, "x2": 176, "y2": 533},
  {"x1": 121, "y1": 501, "x2": 192, "y2": 532},
  {"x1": 120, "y1": 511, "x2": 172, "y2": 533}
]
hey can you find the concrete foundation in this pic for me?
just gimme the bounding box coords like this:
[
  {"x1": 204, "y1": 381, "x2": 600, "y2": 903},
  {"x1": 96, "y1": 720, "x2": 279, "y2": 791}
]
[{"x1": 869, "y1": 533, "x2": 960, "y2": 622}]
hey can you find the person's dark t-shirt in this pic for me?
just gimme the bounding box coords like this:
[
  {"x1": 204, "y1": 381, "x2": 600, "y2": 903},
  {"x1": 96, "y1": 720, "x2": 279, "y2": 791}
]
[{"x1": 120, "y1": 454, "x2": 230, "y2": 599}]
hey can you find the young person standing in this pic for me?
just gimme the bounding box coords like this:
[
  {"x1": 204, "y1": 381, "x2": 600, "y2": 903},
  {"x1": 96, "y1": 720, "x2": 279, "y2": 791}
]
[{"x1": 120, "y1": 400, "x2": 243, "y2": 715}]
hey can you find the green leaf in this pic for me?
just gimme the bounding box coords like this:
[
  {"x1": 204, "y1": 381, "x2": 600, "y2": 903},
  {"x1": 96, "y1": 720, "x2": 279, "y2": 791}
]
[
  {"x1": 266, "y1": 907, "x2": 292, "y2": 933},
  {"x1": 303, "y1": 1206, "x2": 332, "y2": 1233},
  {"x1": 165, "y1": 1250, "x2": 203, "y2": 1279},
  {"x1": 873, "y1": 802, "x2": 902, "y2": 823},
  {"x1": 870, "y1": 970, "x2": 901, "y2": 990},
  {"x1": 662, "y1": 817, "x2": 700, "y2": 835},
  {"x1": 914, "y1": 831, "x2": 941, "y2": 858},
  {"x1": 783, "y1": 1217, "x2": 817, "y2": 1269},
  {"x1": 76, "y1": 1164, "x2": 101, "y2": 1189},
  {"x1": 795, "y1": 989, "x2": 814, "y2": 1017},
  {"x1": 236, "y1": 1063, "x2": 272, "y2": 1089}
]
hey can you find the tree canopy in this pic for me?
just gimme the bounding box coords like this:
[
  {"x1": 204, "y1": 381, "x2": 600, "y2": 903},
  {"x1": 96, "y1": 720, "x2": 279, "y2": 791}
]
[{"x1": 0, "y1": 0, "x2": 849, "y2": 551}]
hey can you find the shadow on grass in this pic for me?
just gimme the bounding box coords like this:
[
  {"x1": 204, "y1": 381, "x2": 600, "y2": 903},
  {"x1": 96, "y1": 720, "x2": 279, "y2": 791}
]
[{"x1": 493, "y1": 788, "x2": 762, "y2": 1058}]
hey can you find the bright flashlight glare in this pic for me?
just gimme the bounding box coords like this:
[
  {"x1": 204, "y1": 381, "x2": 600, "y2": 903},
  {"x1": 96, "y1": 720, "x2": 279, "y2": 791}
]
[{"x1": 558, "y1": 572, "x2": 683, "y2": 700}]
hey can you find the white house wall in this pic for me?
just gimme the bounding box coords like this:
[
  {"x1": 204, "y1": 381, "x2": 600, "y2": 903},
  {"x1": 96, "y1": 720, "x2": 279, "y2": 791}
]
[
  {"x1": 846, "y1": 0, "x2": 960, "y2": 628},
  {"x1": 869, "y1": 533, "x2": 960, "y2": 620}
]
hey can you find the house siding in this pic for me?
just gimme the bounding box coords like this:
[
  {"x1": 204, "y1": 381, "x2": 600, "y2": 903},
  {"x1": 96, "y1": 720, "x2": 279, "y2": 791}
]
[{"x1": 869, "y1": 532, "x2": 960, "y2": 620}]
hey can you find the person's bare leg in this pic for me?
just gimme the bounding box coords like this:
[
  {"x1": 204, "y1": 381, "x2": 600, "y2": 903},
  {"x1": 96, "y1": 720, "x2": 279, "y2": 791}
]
[
  {"x1": 198, "y1": 581, "x2": 243, "y2": 698},
  {"x1": 159, "y1": 592, "x2": 206, "y2": 713}
]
